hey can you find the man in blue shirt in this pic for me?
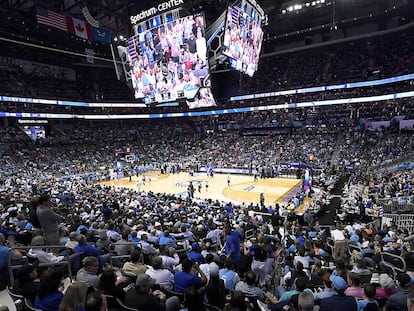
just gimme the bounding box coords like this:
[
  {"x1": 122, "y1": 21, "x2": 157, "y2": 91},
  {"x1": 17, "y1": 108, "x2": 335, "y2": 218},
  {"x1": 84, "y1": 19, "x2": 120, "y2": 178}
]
[
  {"x1": 224, "y1": 224, "x2": 242, "y2": 270},
  {"x1": 174, "y1": 258, "x2": 207, "y2": 293}
]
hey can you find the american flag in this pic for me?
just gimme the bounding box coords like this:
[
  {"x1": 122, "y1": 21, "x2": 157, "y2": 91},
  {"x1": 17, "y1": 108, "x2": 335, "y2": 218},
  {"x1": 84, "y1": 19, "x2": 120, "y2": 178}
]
[{"x1": 36, "y1": 7, "x2": 68, "y2": 31}]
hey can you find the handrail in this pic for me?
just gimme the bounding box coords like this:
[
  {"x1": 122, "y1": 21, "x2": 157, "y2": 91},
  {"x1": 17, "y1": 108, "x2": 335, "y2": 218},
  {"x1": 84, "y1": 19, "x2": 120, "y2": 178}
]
[{"x1": 7, "y1": 244, "x2": 73, "y2": 286}]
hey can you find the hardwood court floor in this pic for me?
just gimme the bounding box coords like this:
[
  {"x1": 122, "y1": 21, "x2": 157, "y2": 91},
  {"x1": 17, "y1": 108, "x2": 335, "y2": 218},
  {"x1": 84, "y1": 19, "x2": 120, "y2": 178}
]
[{"x1": 100, "y1": 172, "x2": 307, "y2": 209}]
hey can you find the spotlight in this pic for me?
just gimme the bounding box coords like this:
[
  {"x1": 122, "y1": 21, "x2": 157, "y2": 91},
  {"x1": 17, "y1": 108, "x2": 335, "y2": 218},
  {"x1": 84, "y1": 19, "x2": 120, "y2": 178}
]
[{"x1": 114, "y1": 37, "x2": 118, "y2": 42}]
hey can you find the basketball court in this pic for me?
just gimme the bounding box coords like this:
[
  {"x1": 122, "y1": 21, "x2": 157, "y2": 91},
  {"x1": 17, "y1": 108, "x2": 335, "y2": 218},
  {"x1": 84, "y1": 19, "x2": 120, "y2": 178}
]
[{"x1": 99, "y1": 172, "x2": 310, "y2": 211}]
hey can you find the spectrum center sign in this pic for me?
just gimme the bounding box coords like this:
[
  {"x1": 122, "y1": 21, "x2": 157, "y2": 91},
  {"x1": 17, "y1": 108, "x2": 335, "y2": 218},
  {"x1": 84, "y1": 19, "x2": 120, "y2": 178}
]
[{"x1": 130, "y1": 0, "x2": 184, "y2": 24}]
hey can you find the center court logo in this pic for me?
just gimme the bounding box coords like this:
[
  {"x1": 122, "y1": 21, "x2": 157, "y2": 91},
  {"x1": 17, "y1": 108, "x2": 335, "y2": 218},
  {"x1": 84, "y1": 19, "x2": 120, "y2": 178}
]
[
  {"x1": 176, "y1": 179, "x2": 203, "y2": 187},
  {"x1": 243, "y1": 185, "x2": 255, "y2": 192}
]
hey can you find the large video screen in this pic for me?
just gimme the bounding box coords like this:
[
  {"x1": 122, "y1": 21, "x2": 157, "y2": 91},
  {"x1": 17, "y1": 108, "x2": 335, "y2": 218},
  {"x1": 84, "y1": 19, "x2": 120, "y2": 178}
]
[
  {"x1": 126, "y1": 13, "x2": 210, "y2": 104},
  {"x1": 223, "y1": 5, "x2": 263, "y2": 77},
  {"x1": 186, "y1": 87, "x2": 216, "y2": 109}
]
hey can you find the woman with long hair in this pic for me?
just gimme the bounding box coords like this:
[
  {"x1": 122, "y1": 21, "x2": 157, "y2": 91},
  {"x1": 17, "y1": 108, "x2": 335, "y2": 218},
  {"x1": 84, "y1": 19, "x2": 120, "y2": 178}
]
[
  {"x1": 60, "y1": 282, "x2": 88, "y2": 311},
  {"x1": 35, "y1": 268, "x2": 65, "y2": 311}
]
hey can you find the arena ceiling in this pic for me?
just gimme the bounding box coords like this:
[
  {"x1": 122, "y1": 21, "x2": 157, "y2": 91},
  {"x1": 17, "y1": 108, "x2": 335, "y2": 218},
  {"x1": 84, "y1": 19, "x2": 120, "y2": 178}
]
[{"x1": 1, "y1": 0, "x2": 399, "y2": 39}]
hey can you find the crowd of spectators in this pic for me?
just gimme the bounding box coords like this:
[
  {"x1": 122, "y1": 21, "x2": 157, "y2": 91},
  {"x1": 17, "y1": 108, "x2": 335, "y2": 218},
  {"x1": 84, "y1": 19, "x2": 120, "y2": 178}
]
[
  {"x1": 0, "y1": 112, "x2": 412, "y2": 310},
  {"x1": 243, "y1": 29, "x2": 414, "y2": 94},
  {"x1": 0, "y1": 22, "x2": 413, "y2": 311}
]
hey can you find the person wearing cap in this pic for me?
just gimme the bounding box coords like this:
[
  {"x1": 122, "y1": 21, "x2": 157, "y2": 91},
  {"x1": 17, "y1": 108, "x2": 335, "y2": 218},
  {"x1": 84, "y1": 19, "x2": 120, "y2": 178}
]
[
  {"x1": 188, "y1": 242, "x2": 205, "y2": 264},
  {"x1": 385, "y1": 273, "x2": 413, "y2": 311},
  {"x1": 13, "y1": 263, "x2": 39, "y2": 304},
  {"x1": 124, "y1": 274, "x2": 180, "y2": 311},
  {"x1": 319, "y1": 275, "x2": 357, "y2": 311},
  {"x1": 146, "y1": 256, "x2": 174, "y2": 290}
]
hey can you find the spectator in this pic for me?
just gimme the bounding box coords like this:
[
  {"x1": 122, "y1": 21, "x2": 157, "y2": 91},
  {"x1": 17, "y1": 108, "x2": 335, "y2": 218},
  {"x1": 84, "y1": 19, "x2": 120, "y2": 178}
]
[
  {"x1": 85, "y1": 290, "x2": 107, "y2": 311},
  {"x1": 34, "y1": 268, "x2": 65, "y2": 311},
  {"x1": 224, "y1": 224, "x2": 242, "y2": 270},
  {"x1": 146, "y1": 256, "x2": 174, "y2": 290},
  {"x1": 174, "y1": 258, "x2": 207, "y2": 294},
  {"x1": 13, "y1": 263, "x2": 39, "y2": 304},
  {"x1": 0, "y1": 233, "x2": 23, "y2": 287},
  {"x1": 122, "y1": 249, "x2": 147, "y2": 278},
  {"x1": 357, "y1": 283, "x2": 380, "y2": 311},
  {"x1": 319, "y1": 275, "x2": 357, "y2": 311},
  {"x1": 298, "y1": 292, "x2": 316, "y2": 311},
  {"x1": 219, "y1": 258, "x2": 240, "y2": 292},
  {"x1": 36, "y1": 193, "x2": 61, "y2": 245},
  {"x1": 60, "y1": 282, "x2": 88, "y2": 311},
  {"x1": 385, "y1": 273, "x2": 413, "y2": 311},
  {"x1": 235, "y1": 271, "x2": 265, "y2": 301},
  {"x1": 76, "y1": 256, "x2": 100, "y2": 288},
  {"x1": 124, "y1": 274, "x2": 180, "y2": 311}
]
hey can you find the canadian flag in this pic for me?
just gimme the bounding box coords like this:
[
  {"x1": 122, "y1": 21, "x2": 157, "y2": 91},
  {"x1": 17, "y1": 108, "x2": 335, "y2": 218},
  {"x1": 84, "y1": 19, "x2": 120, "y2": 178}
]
[{"x1": 67, "y1": 16, "x2": 92, "y2": 40}]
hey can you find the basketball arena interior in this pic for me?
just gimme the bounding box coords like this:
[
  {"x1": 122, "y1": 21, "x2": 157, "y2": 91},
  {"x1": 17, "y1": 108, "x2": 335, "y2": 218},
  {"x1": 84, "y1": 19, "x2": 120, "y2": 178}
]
[{"x1": 0, "y1": 0, "x2": 413, "y2": 310}]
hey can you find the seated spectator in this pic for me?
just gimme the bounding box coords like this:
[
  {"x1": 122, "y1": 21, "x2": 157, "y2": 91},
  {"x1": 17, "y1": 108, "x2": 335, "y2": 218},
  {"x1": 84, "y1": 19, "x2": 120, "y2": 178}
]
[
  {"x1": 219, "y1": 258, "x2": 240, "y2": 292},
  {"x1": 160, "y1": 230, "x2": 176, "y2": 248},
  {"x1": 138, "y1": 233, "x2": 159, "y2": 260},
  {"x1": 187, "y1": 242, "x2": 205, "y2": 264},
  {"x1": 407, "y1": 291, "x2": 414, "y2": 311},
  {"x1": 283, "y1": 261, "x2": 309, "y2": 290},
  {"x1": 124, "y1": 274, "x2": 180, "y2": 311},
  {"x1": 384, "y1": 273, "x2": 413, "y2": 311},
  {"x1": 205, "y1": 269, "x2": 226, "y2": 309},
  {"x1": 235, "y1": 271, "x2": 265, "y2": 301},
  {"x1": 278, "y1": 277, "x2": 314, "y2": 303},
  {"x1": 85, "y1": 290, "x2": 108, "y2": 311},
  {"x1": 34, "y1": 268, "x2": 65, "y2": 311},
  {"x1": 59, "y1": 282, "x2": 88, "y2": 311},
  {"x1": 224, "y1": 291, "x2": 249, "y2": 311},
  {"x1": 122, "y1": 249, "x2": 147, "y2": 278},
  {"x1": 298, "y1": 292, "x2": 316, "y2": 311},
  {"x1": 98, "y1": 269, "x2": 128, "y2": 309},
  {"x1": 313, "y1": 273, "x2": 335, "y2": 301},
  {"x1": 175, "y1": 258, "x2": 207, "y2": 294},
  {"x1": 13, "y1": 263, "x2": 39, "y2": 304},
  {"x1": 146, "y1": 256, "x2": 175, "y2": 290},
  {"x1": 357, "y1": 283, "x2": 380, "y2": 311},
  {"x1": 345, "y1": 272, "x2": 364, "y2": 299},
  {"x1": 319, "y1": 275, "x2": 357, "y2": 311},
  {"x1": 113, "y1": 231, "x2": 134, "y2": 256},
  {"x1": 375, "y1": 273, "x2": 396, "y2": 300},
  {"x1": 76, "y1": 256, "x2": 100, "y2": 288},
  {"x1": 95, "y1": 230, "x2": 110, "y2": 251},
  {"x1": 351, "y1": 258, "x2": 371, "y2": 274},
  {"x1": 199, "y1": 253, "x2": 219, "y2": 282},
  {"x1": 0, "y1": 233, "x2": 23, "y2": 287},
  {"x1": 160, "y1": 245, "x2": 180, "y2": 272},
  {"x1": 181, "y1": 287, "x2": 206, "y2": 311},
  {"x1": 64, "y1": 232, "x2": 79, "y2": 252}
]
